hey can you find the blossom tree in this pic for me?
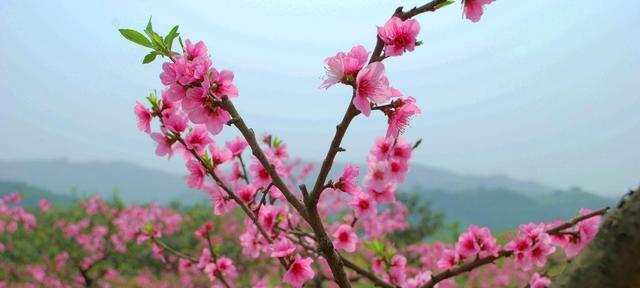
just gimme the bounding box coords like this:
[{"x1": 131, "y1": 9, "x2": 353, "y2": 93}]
[{"x1": 118, "y1": 0, "x2": 609, "y2": 287}]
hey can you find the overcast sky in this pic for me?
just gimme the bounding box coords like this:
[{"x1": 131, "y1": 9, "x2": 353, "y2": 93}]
[{"x1": 1, "y1": 0, "x2": 638, "y2": 196}]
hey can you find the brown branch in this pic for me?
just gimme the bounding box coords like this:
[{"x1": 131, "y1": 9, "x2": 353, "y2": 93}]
[
  {"x1": 237, "y1": 153, "x2": 250, "y2": 184},
  {"x1": 151, "y1": 237, "x2": 197, "y2": 262},
  {"x1": 421, "y1": 207, "x2": 609, "y2": 288},
  {"x1": 546, "y1": 207, "x2": 609, "y2": 234},
  {"x1": 341, "y1": 256, "x2": 396, "y2": 288},
  {"x1": 173, "y1": 136, "x2": 289, "y2": 269},
  {"x1": 218, "y1": 97, "x2": 308, "y2": 220},
  {"x1": 369, "y1": 0, "x2": 448, "y2": 63},
  {"x1": 152, "y1": 237, "x2": 231, "y2": 288},
  {"x1": 308, "y1": 98, "x2": 359, "y2": 206}
]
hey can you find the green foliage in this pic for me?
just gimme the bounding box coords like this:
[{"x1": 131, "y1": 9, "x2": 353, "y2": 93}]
[
  {"x1": 389, "y1": 192, "x2": 444, "y2": 245},
  {"x1": 118, "y1": 18, "x2": 181, "y2": 64}
]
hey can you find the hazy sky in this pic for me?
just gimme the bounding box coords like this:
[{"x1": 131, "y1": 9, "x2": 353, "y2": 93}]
[{"x1": 1, "y1": 0, "x2": 638, "y2": 196}]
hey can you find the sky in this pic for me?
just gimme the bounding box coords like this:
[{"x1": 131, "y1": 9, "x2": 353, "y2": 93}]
[{"x1": 0, "y1": 0, "x2": 638, "y2": 196}]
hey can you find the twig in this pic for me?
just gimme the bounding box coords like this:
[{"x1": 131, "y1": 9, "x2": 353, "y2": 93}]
[{"x1": 421, "y1": 207, "x2": 609, "y2": 288}]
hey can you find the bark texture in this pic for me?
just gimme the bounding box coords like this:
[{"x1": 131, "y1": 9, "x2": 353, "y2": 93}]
[{"x1": 554, "y1": 188, "x2": 640, "y2": 288}]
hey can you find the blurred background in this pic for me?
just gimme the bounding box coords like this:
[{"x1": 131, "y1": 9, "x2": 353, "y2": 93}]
[{"x1": 1, "y1": 0, "x2": 638, "y2": 230}]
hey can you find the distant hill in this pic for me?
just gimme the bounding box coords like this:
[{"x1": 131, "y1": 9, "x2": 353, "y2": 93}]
[
  {"x1": 0, "y1": 159, "x2": 567, "y2": 205},
  {"x1": 328, "y1": 162, "x2": 560, "y2": 197},
  {"x1": 0, "y1": 159, "x2": 203, "y2": 204},
  {"x1": 0, "y1": 159, "x2": 615, "y2": 230},
  {"x1": 409, "y1": 187, "x2": 614, "y2": 231},
  {"x1": 0, "y1": 180, "x2": 76, "y2": 207}
]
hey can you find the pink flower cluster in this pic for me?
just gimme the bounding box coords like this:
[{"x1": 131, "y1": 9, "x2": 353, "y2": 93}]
[
  {"x1": 122, "y1": 6, "x2": 608, "y2": 287},
  {"x1": 463, "y1": 0, "x2": 495, "y2": 23},
  {"x1": 438, "y1": 225, "x2": 500, "y2": 269},
  {"x1": 0, "y1": 193, "x2": 37, "y2": 251}
]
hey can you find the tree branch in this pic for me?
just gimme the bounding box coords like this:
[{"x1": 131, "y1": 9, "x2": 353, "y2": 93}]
[
  {"x1": 421, "y1": 207, "x2": 609, "y2": 288},
  {"x1": 218, "y1": 97, "x2": 308, "y2": 220}
]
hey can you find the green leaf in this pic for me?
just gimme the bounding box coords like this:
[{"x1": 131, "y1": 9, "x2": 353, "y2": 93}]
[
  {"x1": 146, "y1": 91, "x2": 159, "y2": 108},
  {"x1": 150, "y1": 32, "x2": 165, "y2": 50},
  {"x1": 434, "y1": 0, "x2": 455, "y2": 10},
  {"x1": 142, "y1": 52, "x2": 157, "y2": 64},
  {"x1": 179, "y1": 36, "x2": 185, "y2": 52},
  {"x1": 119, "y1": 29, "x2": 153, "y2": 48},
  {"x1": 144, "y1": 17, "x2": 154, "y2": 38},
  {"x1": 164, "y1": 25, "x2": 180, "y2": 51}
]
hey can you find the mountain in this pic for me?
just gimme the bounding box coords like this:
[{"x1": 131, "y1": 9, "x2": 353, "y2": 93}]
[
  {"x1": 409, "y1": 187, "x2": 613, "y2": 231},
  {"x1": 327, "y1": 162, "x2": 559, "y2": 197},
  {"x1": 0, "y1": 159, "x2": 564, "y2": 205},
  {"x1": 0, "y1": 180, "x2": 76, "y2": 207},
  {"x1": 0, "y1": 159, "x2": 203, "y2": 204},
  {"x1": 0, "y1": 159, "x2": 614, "y2": 230}
]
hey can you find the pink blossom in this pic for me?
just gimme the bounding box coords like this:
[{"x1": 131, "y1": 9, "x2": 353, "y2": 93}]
[
  {"x1": 258, "y1": 205, "x2": 287, "y2": 233},
  {"x1": 160, "y1": 62, "x2": 178, "y2": 86},
  {"x1": 332, "y1": 224, "x2": 358, "y2": 252},
  {"x1": 194, "y1": 222, "x2": 213, "y2": 238},
  {"x1": 206, "y1": 184, "x2": 235, "y2": 215},
  {"x1": 210, "y1": 68, "x2": 239, "y2": 99},
  {"x1": 271, "y1": 143, "x2": 289, "y2": 159},
  {"x1": 367, "y1": 183, "x2": 396, "y2": 204},
  {"x1": 554, "y1": 209, "x2": 601, "y2": 258},
  {"x1": 463, "y1": 0, "x2": 495, "y2": 23},
  {"x1": 237, "y1": 183, "x2": 256, "y2": 204},
  {"x1": 178, "y1": 258, "x2": 193, "y2": 272},
  {"x1": 352, "y1": 192, "x2": 375, "y2": 217},
  {"x1": 54, "y1": 252, "x2": 69, "y2": 271},
  {"x1": 391, "y1": 137, "x2": 412, "y2": 161},
  {"x1": 216, "y1": 257, "x2": 237, "y2": 277},
  {"x1": 184, "y1": 39, "x2": 208, "y2": 59},
  {"x1": 134, "y1": 102, "x2": 152, "y2": 134},
  {"x1": 163, "y1": 110, "x2": 188, "y2": 133},
  {"x1": 185, "y1": 125, "x2": 213, "y2": 154},
  {"x1": 250, "y1": 157, "x2": 278, "y2": 188},
  {"x1": 354, "y1": 62, "x2": 394, "y2": 116},
  {"x1": 527, "y1": 235, "x2": 555, "y2": 269},
  {"x1": 320, "y1": 45, "x2": 369, "y2": 88},
  {"x1": 334, "y1": 164, "x2": 360, "y2": 195},
  {"x1": 389, "y1": 255, "x2": 408, "y2": 285},
  {"x1": 504, "y1": 233, "x2": 532, "y2": 267},
  {"x1": 529, "y1": 272, "x2": 551, "y2": 288},
  {"x1": 437, "y1": 249, "x2": 460, "y2": 269},
  {"x1": 225, "y1": 136, "x2": 248, "y2": 157},
  {"x1": 269, "y1": 237, "x2": 296, "y2": 258},
  {"x1": 175, "y1": 55, "x2": 211, "y2": 86},
  {"x1": 203, "y1": 262, "x2": 218, "y2": 281},
  {"x1": 283, "y1": 255, "x2": 315, "y2": 288},
  {"x1": 209, "y1": 143, "x2": 233, "y2": 167},
  {"x1": 370, "y1": 136, "x2": 393, "y2": 160},
  {"x1": 182, "y1": 88, "x2": 231, "y2": 135},
  {"x1": 239, "y1": 225, "x2": 262, "y2": 258},
  {"x1": 456, "y1": 225, "x2": 499, "y2": 258},
  {"x1": 150, "y1": 132, "x2": 175, "y2": 159},
  {"x1": 38, "y1": 199, "x2": 51, "y2": 212},
  {"x1": 185, "y1": 160, "x2": 206, "y2": 189},
  {"x1": 456, "y1": 228, "x2": 480, "y2": 258},
  {"x1": 377, "y1": 16, "x2": 421, "y2": 57},
  {"x1": 405, "y1": 271, "x2": 432, "y2": 288},
  {"x1": 388, "y1": 159, "x2": 409, "y2": 182},
  {"x1": 196, "y1": 248, "x2": 212, "y2": 269},
  {"x1": 386, "y1": 97, "x2": 421, "y2": 139},
  {"x1": 363, "y1": 160, "x2": 390, "y2": 191}
]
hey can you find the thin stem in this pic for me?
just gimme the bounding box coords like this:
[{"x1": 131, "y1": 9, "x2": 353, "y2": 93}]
[
  {"x1": 219, "y1": 97, "x2": 308, "y2": 220},
  {"x1": 174, "y1": 136, "x2": 290, "y2": 269},
  {"x1": 421, "y1": 207, "x2": 609, "y2": 288},
  {"x1": 151, "y1": 237, "x2": 197, "y2": 262},
  {"x1": 237, "y1": 153, "x2": 250, "y2": 184}
]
